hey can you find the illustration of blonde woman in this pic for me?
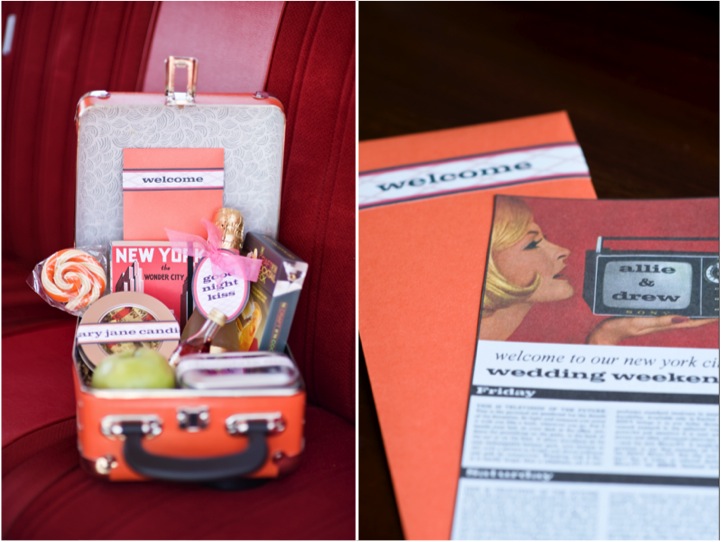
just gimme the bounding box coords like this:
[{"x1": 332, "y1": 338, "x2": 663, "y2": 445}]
[{"x1": 479, "y1": 196, "x2": 714, "y2": 344}]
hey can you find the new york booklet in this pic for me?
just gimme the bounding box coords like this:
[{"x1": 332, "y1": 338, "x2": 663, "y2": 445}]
[{"x1": 452, "y1": 195, "x2": 719, "y2": 539}]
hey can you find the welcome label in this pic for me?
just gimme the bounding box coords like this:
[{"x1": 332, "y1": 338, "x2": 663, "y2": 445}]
[
  {"x1": 192, "y1": 255, "x2": 250, "y2": 321},
  {"x1": 122, "y1": 170, "x2": 224, "y2": 191},
  {"x1": 123, "y1": 148, "x2": 224, "y2": 241},
  {"x1": 358, "y1": 143, "x2": 589, "y2": 209}
]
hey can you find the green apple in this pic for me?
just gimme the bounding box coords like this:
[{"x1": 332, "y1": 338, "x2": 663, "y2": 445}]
[{"x1": 92, "y1": 348, "x2": 175, "y2": 389}]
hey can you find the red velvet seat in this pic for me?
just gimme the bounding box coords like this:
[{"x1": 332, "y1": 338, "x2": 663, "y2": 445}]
[{"x1": 2, "y1": 2, "x2": 355, "y2": 539}]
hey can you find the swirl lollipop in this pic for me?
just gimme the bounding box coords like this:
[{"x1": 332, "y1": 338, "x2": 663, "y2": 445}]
[{"x1": 41, "y1": 249, "x2": 107, "y2": 312}]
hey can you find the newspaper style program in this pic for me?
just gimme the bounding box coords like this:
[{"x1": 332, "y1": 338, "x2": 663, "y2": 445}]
[{"x1": 451, "y1": 196, "x2": 719, "y2": 540}]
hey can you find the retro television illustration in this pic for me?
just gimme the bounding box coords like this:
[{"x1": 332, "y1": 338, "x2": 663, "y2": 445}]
[{"x1": 583, "y1": 237, "x2": 719, "y2": 318}]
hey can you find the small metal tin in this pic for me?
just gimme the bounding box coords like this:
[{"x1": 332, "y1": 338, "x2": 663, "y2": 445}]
[{"x1": 175, "y1": 352, "x2": 300, "y2": 391}]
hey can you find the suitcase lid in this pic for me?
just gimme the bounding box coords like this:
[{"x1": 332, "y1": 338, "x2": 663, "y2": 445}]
[{"x1": 75, "y1": 56, "x2": 285, "y2": 249}]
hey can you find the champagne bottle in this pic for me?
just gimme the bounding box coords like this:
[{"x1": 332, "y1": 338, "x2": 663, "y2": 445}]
[{"x1": 180, "y1": 207, "x2": 246, "y2": 352}]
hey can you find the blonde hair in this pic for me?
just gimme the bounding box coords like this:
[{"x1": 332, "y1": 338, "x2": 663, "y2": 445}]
[{"x1": 482, "y1": 197, "x2": 541, "y2": 314}]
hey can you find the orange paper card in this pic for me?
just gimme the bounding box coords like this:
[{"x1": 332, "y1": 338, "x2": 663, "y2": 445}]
[
  {"x1": 123, "y1": 148, "x2": 224, "y2": 240},
  {"x1": 359, "y1": 112, "x2": 597, "y2": 539}
]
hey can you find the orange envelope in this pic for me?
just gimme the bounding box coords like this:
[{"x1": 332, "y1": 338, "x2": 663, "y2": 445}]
[
  {"x1": 123, "y1": 148, "x2": 224, "y2": 240},
  {"x1": 359, "y1": 112, "x2": 597, "y2": 539}
]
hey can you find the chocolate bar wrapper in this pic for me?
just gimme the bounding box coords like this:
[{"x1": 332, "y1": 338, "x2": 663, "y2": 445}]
[{"x1": 240, "y1": 233, "x2": 308, "y2": 352}]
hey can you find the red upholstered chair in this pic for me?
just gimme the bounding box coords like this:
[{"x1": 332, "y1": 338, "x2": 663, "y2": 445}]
[{"x1": 2, "y1": 2, "x2": 355, "y2": 539}]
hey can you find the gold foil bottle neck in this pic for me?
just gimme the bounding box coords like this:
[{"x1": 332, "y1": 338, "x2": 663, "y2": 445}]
[{"x1": 214, "y1": 207, "x2": 244, "y2": 251}]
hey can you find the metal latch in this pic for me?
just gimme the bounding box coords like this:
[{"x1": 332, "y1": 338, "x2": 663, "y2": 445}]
[
  {"x1": 165, "y1": 56, "x2": 198, "y2": 106},
  {"x1": 226, "y1": 412, "x2": 285, "y2": 435},
  {"x1": 100, "y1": 415, "x2": 163, "y2": 440},
  {"x1": 177, "y1": 406, "x2": 210, "y2": 432}
]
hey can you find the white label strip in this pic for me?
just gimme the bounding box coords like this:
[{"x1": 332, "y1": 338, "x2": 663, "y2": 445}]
[
  {"x1": 76, "y1": 321, "x2": 181, "y2": 344},
  {"x1": 473, "y1": 340, "x2": 719, "y2": 395},
  {"x1": 359, "y1": 143, "x2": 589, "y2": 208},
  {"x1": 122, "y1": 169, "x2": 224, "y2": 190}
]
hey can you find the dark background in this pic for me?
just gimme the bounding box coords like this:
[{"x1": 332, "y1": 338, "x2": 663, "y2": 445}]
[{"x1": 358, "y1": 2, "x2": 719, "y2": 539}]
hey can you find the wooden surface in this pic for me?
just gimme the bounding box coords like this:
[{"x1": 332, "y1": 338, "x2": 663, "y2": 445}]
[{"x1": 358, "y1": 2, "x2": 719, "y2": 539}]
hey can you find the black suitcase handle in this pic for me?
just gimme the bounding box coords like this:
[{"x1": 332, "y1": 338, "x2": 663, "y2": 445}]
[{"x1": 120, "y1": 420, "x2": 268, "y2": 482}]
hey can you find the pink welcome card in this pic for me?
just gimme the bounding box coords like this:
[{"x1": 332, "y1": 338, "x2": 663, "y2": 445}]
[{"x1": 122, "y1": 148, "x2": 224, "y2": 240}]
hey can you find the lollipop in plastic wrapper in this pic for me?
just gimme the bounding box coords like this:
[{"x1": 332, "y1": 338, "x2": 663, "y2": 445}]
[{"x1": 28, "y1": 247, "x2": 108, "y2": 316}]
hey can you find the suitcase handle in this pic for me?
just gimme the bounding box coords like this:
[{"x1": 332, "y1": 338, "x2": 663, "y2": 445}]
[
  {"x1": 120, "y1": 420, "x2": 268, "y2": 482},
  {"x1": 165, "y1": 56, "x2": 198, "y2": 106}
]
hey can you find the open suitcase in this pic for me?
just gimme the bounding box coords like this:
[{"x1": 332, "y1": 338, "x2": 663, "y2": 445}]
[{"x1": 71, "y1": 56, "x2": 306, "y2": 483}]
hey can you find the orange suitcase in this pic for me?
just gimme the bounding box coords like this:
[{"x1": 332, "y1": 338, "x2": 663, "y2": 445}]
[
  {"x1": 71, "y1": 57, "x2": 305, "y2": 484},
  {"x1": 73, "y1": 348, "x2": 305, "y2": 483}
]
